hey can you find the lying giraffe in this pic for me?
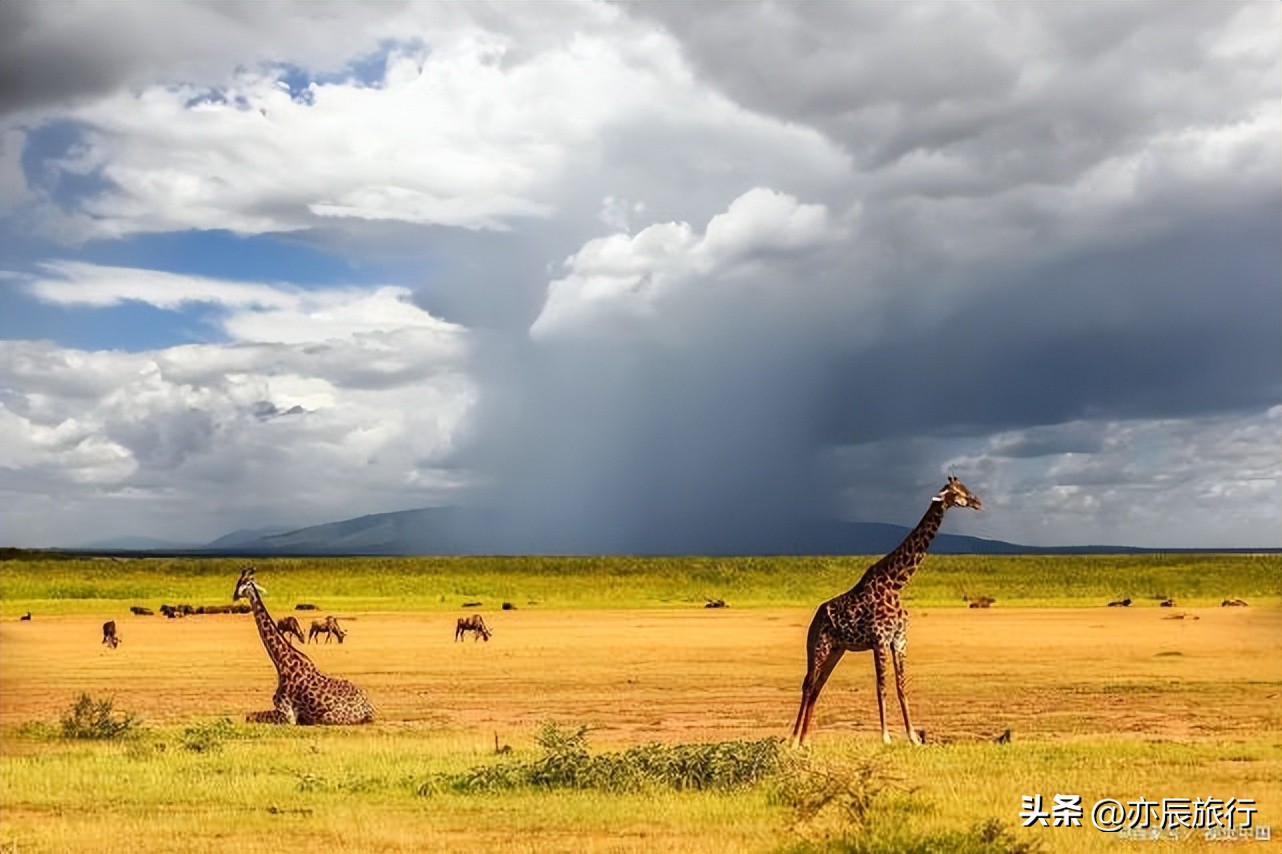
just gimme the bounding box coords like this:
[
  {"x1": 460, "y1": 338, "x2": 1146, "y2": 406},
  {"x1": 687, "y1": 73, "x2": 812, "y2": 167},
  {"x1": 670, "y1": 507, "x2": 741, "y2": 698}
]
[
  {"x1": 455, "y1": 614, "x2": 490, "y2": 642},
  {"x1": 308, "y1": 616, "x2": 346, "y2": 644},
  {"x1": 234, "y1": 568, "x2": 373, "y2": 725}
]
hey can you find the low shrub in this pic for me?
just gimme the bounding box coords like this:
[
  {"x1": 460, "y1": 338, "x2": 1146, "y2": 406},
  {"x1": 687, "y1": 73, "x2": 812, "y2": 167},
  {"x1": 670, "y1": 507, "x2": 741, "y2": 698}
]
[
  {"x1": 60, "y1": 693, "x2": 137, "y2": 741},
  {"x1": 427, "y1": 723, "x2": 786, "y2": 795}
]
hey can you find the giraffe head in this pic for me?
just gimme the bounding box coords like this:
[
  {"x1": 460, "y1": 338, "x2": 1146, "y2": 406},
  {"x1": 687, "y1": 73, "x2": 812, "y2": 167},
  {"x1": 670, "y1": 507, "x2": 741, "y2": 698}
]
[
  {"x1": 233, "y1": 566, "x2": 265, "y2": 601},
  {"x1": 933, "y1": 476, "x2": 982, "y2": 511}
]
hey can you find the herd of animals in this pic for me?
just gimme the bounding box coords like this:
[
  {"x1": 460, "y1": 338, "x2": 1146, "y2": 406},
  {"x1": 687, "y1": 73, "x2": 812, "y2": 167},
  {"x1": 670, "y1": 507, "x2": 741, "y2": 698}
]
[{"x1": 15, "y1": 478, "x2": 1255, "y2": 743}]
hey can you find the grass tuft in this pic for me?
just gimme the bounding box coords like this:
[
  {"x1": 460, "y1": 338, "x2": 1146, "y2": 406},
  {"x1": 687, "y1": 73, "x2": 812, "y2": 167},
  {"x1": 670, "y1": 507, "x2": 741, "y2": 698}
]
[{"x1": 772, "y1": 756, "x2": 1043, "y2": 854}]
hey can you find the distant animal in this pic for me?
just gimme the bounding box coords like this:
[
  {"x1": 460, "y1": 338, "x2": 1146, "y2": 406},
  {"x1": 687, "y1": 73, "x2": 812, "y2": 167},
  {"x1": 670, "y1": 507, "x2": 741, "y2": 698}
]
[
  {"x1": 20, "y1": 612, "x2": 31, "y2": 621},
  {"x1": 308, "y1": 616, "x2": 346, "y2": 644},
  {"x1": 502, "y1": 601, "x2": 517, "y2": 611},
  {"x1": 277, "y1": 616, "x2": 305, "y2": 645},
  {"x1": 455, "y1": 614, "x2": 491, "y2": 642},
  {"x1": 462, "y1": 601, "x2": 483, "y2": 608},
  {"x1": 130, "y1": 606, "x2": 154, "y2": 616},
  {"x1": 1221, "y1": 598, "x2": 1249, "y2": 607},
  {"x1": 705, "y1": 598, "x2": 728, "y2": 609},
  {"x1": 967, "y1": 596, "x2": 995, "y2": 609},
  {"x1": 102, "y1": 620, "x2": 121, "y2": 649},
  {"x1": 233, "y1": 567, "x2": 374, "y2": 725},
  {"x1": 995, "y1": 729, "x2": 1012, "y2": 744},
  {"x1": 1107, "y1": 598, "x2": 1132, "y2": 607},
  {"x1": 1159, "y1": 599, "x2": 1175, "y2": 608},
  {"x1": 791, "y1": 477, "x2": 982, "y2": 747},
  {"x1": 294, "y1": 603, "x2": 319, "y2": 611}
]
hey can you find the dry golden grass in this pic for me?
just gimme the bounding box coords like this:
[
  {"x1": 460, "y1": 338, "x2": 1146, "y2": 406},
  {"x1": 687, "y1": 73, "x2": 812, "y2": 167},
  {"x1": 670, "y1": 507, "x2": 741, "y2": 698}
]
[
  {"x1": 2, "y1": 604, "x2": 1280, "y2": 852},
  {"x1": 3, "y1": 605, "x2": 1277, "y2": 741}
]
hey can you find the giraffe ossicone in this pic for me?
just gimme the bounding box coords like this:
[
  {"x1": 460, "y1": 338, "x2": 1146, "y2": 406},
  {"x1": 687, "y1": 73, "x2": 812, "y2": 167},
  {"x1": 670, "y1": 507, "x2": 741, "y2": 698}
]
[
  {"x1": 234, "y1": 567, "x2": 375, "y2": 726},
  {"x1": 789, "y1": 478, "x2": 982, "y2": 747}
]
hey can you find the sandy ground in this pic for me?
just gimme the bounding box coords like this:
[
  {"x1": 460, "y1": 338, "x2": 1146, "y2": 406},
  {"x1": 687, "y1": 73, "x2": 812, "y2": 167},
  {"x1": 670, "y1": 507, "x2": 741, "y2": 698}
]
[{"x1": 2, "y1": 605, "x2": 1277, "y2": 744}]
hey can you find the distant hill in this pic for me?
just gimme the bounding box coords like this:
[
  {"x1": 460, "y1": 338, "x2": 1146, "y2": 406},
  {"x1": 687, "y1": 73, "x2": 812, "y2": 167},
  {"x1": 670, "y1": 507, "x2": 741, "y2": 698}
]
[
  {"x1": 195, "y1": 506, "x2": 1092, "y2": 556},
  {"x1": 203, "y1": 526, "x2": 294, "y2": 550}
]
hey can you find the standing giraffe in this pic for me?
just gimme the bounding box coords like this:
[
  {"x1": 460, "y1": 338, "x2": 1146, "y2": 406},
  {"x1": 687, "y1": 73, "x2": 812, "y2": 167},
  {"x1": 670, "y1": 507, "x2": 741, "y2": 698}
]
[
  {"x1": 233, "y1": 567, "x2": 374, "y2": 725},
  {"x1": 790, "y1": 477, "x2": 982, "y2": 747}
]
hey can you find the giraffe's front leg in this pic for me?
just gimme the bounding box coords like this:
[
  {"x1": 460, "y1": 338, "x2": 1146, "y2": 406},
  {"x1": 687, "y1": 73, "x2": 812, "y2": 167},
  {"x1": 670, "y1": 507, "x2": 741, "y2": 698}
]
[
  {"x1": 872, "y1": 645, "x2": 891, "y2": 744},
  {"x1": 273, "y1": 682, "x2": 298, "y2": 725},
  {"x1": 891, "y1": 646, "x2": 922, "y2": 745}
]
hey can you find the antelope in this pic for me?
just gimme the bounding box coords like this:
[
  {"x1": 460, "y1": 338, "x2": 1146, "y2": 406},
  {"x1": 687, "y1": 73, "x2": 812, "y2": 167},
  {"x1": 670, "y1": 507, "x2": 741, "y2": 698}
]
[
  {"x1": 455, "y1": 614, "x2": 491, "y2": 642},
  {"x1": 308, "y1": 616, "x2": 346, "y2": 644},
  {"x1": 277, "y1": 616, "x2": 305, "y2": 645}
]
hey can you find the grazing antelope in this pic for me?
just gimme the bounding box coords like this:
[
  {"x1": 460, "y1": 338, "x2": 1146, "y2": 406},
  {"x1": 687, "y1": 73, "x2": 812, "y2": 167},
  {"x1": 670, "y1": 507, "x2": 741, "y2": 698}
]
[
  {"x1": 308, "y1": 616, "x2": 346, "y2": 644},
  {"x1": 455, "y1": 614, "x2": 491, "y2": 642},
  {"x1": 102, "y1": 620, "x2": 121, "y2": 649},
  {"x1": 277, "y1": 616, "x2": 305, "y2": 645}
]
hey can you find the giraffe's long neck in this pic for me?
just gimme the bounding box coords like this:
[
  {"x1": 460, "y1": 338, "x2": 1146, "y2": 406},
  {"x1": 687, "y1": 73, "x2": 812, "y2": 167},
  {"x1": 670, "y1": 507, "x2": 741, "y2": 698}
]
[
  {"x1": 245, "y1": 586, "x2": 313, "y2": 676},
  {"x1": 871, "y1": 498, "x2": 947, "y2": 590}
]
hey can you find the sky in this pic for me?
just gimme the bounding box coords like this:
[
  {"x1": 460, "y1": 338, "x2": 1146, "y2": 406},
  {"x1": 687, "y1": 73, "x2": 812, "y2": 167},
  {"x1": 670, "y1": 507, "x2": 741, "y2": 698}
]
[{"x1": 0, "y1": 1, "x2": 1278, "y2": 551}]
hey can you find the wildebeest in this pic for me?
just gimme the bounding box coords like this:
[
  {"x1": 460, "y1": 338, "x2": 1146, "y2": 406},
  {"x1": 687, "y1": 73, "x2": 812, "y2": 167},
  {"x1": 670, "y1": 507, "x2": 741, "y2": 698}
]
[
  {"x1": 277, "y1": 616, "x2": 305, "y2": 644},
  {"x1": 1107, "y1": 598, "x2": 1132, "y2": 607},
  {"x1": 1222, "y1": 598, "x2": 1249, "y2": 607},
  {"x1": 294, "y1": 603, "x2": 319, "y2": 611},
  {"x1": 455, "y1": 614, "x2": 490, "y2": 642},
  {"x1": 102, "y1": 620, "x2": 121, "y2": 649},
  {"x1": 19, "y1": 612, "x2": 31, "y2": 621},
  {"x1": 130, "y1": 606, "x2": 154, "y2": 616},
  {"x1": 308, "y1": 616, "x2": 346, "y2": 644}
]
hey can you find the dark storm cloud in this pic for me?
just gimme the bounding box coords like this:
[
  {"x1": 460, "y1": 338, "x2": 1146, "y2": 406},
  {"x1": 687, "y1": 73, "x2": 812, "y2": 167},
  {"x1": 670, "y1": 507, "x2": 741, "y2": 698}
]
[{"x1": 816, "y1": 202, "x2": 1281, "y2": 446}]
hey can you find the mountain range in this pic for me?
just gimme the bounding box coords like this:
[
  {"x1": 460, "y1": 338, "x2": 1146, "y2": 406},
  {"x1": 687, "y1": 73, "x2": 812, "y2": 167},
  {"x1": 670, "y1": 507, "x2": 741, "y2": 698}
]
[{"x1": 75, "y1": 506, "x2": 1145, "y2": 556}]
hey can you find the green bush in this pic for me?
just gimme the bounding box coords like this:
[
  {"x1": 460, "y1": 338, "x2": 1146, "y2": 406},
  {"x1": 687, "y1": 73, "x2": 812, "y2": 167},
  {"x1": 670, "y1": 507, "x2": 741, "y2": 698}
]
[
  {"x1": 60, "y1": 693, "x2": 137, "y2": 741},
  {"x1": 428, "y1": 723, "x2": 786, "y2": 794}
]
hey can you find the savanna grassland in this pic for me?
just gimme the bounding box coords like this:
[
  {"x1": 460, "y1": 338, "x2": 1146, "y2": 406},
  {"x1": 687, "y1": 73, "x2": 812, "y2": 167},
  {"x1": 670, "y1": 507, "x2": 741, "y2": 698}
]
[{"x1": 1, "y1": 553, "x2": 1279, "y2": 853}]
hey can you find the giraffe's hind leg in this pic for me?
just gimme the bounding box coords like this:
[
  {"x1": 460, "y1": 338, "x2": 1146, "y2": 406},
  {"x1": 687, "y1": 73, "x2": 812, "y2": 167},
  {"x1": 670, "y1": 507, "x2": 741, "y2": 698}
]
[
  {"x1": 891, "y1": 647, "x2": 922, "y2": 745},
  {"x1": 791, "y1": 635, "x2": 844, "y2": 748}
]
